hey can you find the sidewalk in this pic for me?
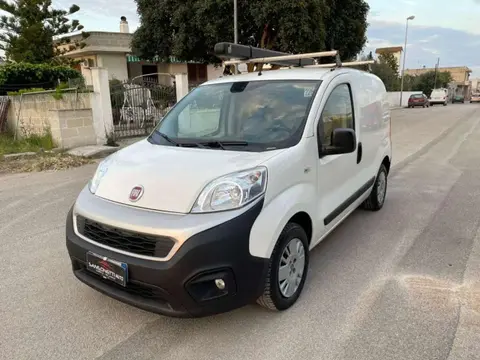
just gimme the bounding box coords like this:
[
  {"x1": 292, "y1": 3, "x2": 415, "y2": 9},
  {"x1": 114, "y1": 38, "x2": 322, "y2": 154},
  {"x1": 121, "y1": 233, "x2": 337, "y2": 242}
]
[{"x1": 67, "y1": 136, "x2": 144, "y2": 158}]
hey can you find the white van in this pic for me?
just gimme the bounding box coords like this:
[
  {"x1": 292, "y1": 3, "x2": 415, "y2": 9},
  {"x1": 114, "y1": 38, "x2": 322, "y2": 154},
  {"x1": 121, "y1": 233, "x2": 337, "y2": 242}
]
[
  {"x1": 66, "y1": 63, "x2": 392, "y2": 317},
  {"x1": 429, "y1": 88, "x2": 448, "y2": 106}
]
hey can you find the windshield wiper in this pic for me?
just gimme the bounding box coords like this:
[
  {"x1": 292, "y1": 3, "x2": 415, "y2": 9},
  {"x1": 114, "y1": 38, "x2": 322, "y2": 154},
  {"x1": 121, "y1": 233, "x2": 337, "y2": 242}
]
[
  {"x1": 198, "y1": 140, "x2": 249, "y2": 150},
  {"x1": 155, "y1": 131, "x2": 178, "y2": 146},
  {"x1": 154, "y1": 131, "x2": 207, "y2": 148}
]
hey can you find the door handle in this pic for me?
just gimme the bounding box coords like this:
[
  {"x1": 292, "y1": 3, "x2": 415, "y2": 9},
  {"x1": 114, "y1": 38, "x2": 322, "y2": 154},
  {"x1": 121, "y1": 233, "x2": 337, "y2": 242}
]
[{"x1": 357, "y1": 142, "x2": 363, "y2": 164}]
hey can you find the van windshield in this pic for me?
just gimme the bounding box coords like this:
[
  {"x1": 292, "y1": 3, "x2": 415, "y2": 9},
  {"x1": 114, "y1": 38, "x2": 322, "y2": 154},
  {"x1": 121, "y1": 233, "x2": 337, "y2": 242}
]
[{"x1": 148, "y1": 80, "x2": 321, "y2": 152}]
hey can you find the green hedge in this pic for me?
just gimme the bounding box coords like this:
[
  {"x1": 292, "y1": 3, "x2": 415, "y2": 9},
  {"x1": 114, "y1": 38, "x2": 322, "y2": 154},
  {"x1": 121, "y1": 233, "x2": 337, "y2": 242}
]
[{"x1": 0, "y1": 63, "x2": 81, "y2": 95}]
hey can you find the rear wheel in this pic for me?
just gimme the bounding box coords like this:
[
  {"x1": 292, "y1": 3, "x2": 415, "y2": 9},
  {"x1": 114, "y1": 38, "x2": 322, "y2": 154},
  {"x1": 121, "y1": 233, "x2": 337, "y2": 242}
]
[
  {"x1": 257, "y1": 223, "x2": 309, "y2": 311},
  {"x1": 362, "y1": 164, "x2": 388, "y2": 211}
]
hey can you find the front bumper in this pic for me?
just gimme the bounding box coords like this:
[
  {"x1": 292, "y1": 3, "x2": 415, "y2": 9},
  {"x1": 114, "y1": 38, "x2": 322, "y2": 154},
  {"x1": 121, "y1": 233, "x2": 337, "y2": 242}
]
[{"x1": 66, "y1": 199, "x2": 268, "y2": 318}]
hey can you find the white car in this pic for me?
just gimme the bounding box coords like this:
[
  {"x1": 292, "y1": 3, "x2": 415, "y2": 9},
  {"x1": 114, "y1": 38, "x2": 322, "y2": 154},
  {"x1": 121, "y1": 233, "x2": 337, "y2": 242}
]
[
  {"x1": 429, "y1": 88, "x2": 448, "y2": 106},
  {"x1": 66, "y1": 66, "x2": 392, "y2": 317}
]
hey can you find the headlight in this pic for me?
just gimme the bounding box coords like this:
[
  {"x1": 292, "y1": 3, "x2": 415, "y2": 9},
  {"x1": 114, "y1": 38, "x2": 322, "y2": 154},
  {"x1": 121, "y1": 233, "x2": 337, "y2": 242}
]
[
  {"x1": 191, "y1": 167, "x2": 268, "y2": 213},
  {"x1": 88, "y1": 157, "x2": 113, "y2": 194}
]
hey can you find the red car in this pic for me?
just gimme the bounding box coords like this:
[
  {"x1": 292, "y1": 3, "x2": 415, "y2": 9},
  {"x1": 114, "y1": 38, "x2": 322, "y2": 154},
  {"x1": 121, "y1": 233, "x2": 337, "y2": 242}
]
[{"x1": 408, "y1": 93, "x2": 430, "y2": 108}]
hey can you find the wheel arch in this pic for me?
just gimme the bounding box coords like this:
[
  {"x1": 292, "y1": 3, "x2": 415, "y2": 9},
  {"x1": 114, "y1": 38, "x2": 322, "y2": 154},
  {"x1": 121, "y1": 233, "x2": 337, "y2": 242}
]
[
  {"x1": 382, "y1": 155, "x2": 391, "y2": 174},
  {"x1": 249, "y1": 183, "x2": 317, "y2": 259}
]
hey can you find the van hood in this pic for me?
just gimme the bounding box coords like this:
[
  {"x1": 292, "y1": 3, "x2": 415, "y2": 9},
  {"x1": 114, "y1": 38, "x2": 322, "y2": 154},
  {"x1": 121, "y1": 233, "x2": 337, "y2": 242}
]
[{"x1": 94, "y1": 140, "x2": 282, "y2": 213}]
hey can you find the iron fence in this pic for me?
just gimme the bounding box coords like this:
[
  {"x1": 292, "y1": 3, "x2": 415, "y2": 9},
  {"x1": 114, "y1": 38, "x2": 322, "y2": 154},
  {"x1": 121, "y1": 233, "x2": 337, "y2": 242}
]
[{"x1": 110, "y1": 75, "x2": 177, "y2": 139}]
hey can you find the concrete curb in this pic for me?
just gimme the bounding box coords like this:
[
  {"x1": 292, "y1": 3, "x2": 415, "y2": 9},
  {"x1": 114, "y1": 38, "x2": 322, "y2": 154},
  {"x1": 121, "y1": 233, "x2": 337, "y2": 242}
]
[
  {"x1": 66, "y1": 145, "x2": 120, "y2": 159},
  {"x1": 1, "y1": 148, "x2": 63, "y2": 161}
]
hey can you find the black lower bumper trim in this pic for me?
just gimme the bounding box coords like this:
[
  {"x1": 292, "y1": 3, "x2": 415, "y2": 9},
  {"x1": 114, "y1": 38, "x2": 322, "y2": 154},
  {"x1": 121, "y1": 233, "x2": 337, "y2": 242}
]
[{"x1": 66, "y1": 199, "x2": 268, "y2": 318}]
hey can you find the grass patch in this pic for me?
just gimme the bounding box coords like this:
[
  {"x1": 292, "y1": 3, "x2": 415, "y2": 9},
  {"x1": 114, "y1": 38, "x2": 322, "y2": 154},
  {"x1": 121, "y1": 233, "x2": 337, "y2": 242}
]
[
  {"x1": 0, "y1": 132, "x2": 55, "y2": 156},
  {"x1": 0, "y1": 153, "x2": 94, "y2": 174}
]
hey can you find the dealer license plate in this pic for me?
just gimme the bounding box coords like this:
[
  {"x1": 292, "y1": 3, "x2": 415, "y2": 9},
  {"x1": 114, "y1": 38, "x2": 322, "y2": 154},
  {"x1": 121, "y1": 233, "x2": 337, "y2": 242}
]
[{"x1": 86, "y1": 252, "x2": 128, "y2": 287}]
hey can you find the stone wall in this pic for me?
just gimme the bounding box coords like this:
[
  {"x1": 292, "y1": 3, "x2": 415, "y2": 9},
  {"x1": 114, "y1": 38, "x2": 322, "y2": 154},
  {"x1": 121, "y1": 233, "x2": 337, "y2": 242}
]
[
  {"x1": 49, "y1": 109, "x2": 96, "y2": 149},
  {"x1": 7, "y1": 92, "x2": 91, "y2": 137}
]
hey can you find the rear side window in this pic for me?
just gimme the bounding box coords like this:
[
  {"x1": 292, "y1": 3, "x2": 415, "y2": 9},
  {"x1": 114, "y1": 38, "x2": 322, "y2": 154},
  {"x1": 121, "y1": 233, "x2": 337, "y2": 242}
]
[{"x1": 319, "y1": 84, "x2": 354, "y2": 146}]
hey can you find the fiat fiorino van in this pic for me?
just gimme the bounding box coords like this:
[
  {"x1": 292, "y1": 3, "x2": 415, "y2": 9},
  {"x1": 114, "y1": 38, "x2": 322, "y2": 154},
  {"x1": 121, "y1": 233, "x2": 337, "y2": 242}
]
[{"x1": 66, "y1": 64, "x2": 392, "y2": 318}]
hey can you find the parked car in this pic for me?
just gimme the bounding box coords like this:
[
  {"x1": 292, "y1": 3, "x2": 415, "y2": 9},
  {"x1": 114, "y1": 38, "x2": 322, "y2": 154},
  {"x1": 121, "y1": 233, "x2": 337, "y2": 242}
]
[
  {"x1": 452, "y1": 95, "x2": 465, "y2": 103},
  {"x1": 429, "y1": 88, "x2": 448, "y2": 106},
  {"x1": 408, "y1": 93, "x2": 430, "y2": 108},
  {"x1": 470, "y1": 92, "x2": 480, "y2": 103},
  {"x1": 66, "y1": 63, "x2": 392, "y2": 318}
]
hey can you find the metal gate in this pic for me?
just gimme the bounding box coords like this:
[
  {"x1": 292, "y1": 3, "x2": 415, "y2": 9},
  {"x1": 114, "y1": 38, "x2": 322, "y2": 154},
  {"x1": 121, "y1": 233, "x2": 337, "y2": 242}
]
[{"x1": 110, "y1": 73, "x2": 177, "y2": 139}]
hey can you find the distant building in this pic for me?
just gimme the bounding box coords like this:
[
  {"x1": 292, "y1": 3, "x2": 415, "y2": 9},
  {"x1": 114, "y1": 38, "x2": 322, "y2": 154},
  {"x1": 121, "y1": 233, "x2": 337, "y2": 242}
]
[
  {"x1": 56, "y1": 17, "x2": 223, "y2": 86},
  {"x1": 375, "y1": 46, "x2": 403, "y2": 69},
  {"x1": 404, "y1": 66, "x2": 472, "y2": 98}
]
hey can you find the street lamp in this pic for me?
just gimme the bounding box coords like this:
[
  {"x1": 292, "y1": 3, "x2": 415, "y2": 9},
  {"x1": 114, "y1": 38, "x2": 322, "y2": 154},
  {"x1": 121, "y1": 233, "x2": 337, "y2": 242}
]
[
  {"x1": 233, "y1": 0, "x2": 238, "y2": 74},
  {"x1": 234, "y1": 0, "x2": 238, "y2": 44},
  {"x1": 399, "y1": 15, "x2": 415, "y2": 107}
]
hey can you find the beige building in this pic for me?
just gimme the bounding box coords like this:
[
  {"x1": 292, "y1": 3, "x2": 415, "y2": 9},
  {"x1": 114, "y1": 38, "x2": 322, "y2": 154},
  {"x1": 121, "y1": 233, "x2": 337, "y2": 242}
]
[
  {"x1": 375, "y1": 46, "x2": 403, "y2": 69},
  {"x1": 404, "y1": 66, "x2": 471, "y2": 84},
  {"x1": 404, "y1": 66, "x2": 472, "y2": 98},
  {"x1": 58, "y1": 17, "x2": 223, "y2": 86}
]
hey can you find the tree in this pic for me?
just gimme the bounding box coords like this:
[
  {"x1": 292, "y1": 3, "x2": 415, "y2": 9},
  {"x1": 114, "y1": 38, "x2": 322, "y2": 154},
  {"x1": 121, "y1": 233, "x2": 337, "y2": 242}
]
[
  {"x1": 357, "y1": 52, "x2": 399, "y2": 91},
  {"x1": 371, "y1": 61, "x2": 399, "y2": 91},
  {"x1": 323, "y1": 0, "x2": 370, "y2": 61},
  {"x1": 132, "y1": 0, "x2": 369, "y2": 64},
  {"x1": 411, "y1": 71, "x2": 453, "y2": 96},
  {"x1": 0, "y1": 0, "x2": 88, "y2": 64},
  {"x1": 377, "y1": 52, "x2": 399, "y2": 76}
]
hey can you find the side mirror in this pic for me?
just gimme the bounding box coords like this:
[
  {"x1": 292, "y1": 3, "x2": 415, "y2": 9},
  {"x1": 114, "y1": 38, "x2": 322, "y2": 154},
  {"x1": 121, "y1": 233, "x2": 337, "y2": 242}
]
[{"x1": 321, "y1": 128, "x2": 357, "y2": 156}]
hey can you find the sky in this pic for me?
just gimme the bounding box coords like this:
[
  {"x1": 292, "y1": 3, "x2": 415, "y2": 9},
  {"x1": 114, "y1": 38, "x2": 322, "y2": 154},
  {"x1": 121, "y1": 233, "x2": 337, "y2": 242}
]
[{"x1": 33, "y1": 1, "x2": 480, "y2": 78}]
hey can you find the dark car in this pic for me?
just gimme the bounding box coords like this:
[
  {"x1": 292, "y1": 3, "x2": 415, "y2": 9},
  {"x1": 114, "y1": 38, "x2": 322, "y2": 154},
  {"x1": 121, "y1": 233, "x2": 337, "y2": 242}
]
[
  {"x1": 408, "y1": 94, "x2": 429, "y2": 108},
  {"x1": 452, "y1": 95, "x2": 465, "y2": 103}
]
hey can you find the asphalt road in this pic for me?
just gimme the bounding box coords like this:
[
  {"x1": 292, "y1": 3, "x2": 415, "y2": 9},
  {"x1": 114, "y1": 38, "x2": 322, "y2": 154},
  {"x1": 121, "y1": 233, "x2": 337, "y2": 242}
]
[{"x1": 1, "y1": 104, "x2": 480, "y2": 360}]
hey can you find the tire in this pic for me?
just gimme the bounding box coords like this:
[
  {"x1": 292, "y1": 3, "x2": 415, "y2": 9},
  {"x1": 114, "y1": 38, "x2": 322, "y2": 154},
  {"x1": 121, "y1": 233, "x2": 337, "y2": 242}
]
[
  {"x1": 443, "y1": 102, "x2": 447, "y2": 106},
  {"x1": 257, "y1": 223, "x2": 309, "y2": 311},
  {"x1": 362, "y1": 164, "x2": 388, "y2": 211}
]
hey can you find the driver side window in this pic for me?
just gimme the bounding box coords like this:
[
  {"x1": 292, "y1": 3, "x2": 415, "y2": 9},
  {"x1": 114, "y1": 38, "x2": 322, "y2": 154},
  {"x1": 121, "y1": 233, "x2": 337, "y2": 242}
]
[{"x1": 319, "y1": 84, "x2": 355, "y2": 146}]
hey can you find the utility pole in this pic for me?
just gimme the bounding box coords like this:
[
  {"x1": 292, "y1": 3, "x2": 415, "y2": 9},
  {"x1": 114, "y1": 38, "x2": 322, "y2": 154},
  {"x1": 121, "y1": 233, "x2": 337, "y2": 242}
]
[
  {"x1": 233, "y1": 0, "x2": 238, "y2": 74},
  {"x1": 433, "y1": 57, "x2": 440, "y2": 89},
  {"x1": 399, "y1": 15, "x2": 415, "y2": 107}
]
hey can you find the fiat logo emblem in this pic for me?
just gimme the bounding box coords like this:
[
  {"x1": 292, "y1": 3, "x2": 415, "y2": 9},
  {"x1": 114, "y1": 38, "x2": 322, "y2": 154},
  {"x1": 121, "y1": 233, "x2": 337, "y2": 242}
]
[{"x1": 129, "y1": 185, "x2": 144, "y2": 202}]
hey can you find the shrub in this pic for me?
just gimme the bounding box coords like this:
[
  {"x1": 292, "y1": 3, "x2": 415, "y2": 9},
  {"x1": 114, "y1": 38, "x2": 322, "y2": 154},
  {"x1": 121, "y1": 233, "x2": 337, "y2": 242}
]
[
  {"x1": 7, "y1": 88, "x2": 46, "y2": 96},
  {"x1": 0, "y1": 62, "x2": 82, "y2": 95},
  {"x1": 0, "y1": 129, "x2": 55, "y2": 156}
]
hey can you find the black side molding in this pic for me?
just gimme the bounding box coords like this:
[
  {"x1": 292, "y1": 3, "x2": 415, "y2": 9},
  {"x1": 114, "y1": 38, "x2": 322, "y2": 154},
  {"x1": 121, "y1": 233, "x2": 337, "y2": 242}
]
[{"x1": 324, "y1": 177, "x2": 375, "y2": 226}]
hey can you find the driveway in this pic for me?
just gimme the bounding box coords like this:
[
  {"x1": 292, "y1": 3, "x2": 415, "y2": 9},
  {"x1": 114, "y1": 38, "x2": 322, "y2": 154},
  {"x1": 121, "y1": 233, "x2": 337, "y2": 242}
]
[{"x1": 1, "y1": 104, "x2": 479, "y2": 360}]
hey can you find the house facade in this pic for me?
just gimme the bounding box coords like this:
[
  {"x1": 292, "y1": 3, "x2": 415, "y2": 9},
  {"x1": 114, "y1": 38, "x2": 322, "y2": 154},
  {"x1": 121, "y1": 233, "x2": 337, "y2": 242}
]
[
  {"x1": 59, "y1": 17, "x2": 223, "y2": 86},
  {"x1": 375, "y1": 46, "x2": 403, "y2": 69}
]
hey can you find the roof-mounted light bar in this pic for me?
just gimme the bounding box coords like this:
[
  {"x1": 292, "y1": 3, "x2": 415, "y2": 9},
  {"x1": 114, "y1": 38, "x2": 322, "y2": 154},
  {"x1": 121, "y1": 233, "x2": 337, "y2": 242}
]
[{"x1": 214, "y1": 42, "x2": 316, "y2": 66}]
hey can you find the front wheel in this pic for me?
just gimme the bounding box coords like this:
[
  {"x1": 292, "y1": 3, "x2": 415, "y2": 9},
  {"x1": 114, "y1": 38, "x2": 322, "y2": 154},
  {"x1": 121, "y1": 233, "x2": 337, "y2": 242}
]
[
  {"x1": 362, "y1": 164, "x2": 388, "y2": 211},
  {"x1": 257, "y1": 223, "x2": 309, "y2": 311}
]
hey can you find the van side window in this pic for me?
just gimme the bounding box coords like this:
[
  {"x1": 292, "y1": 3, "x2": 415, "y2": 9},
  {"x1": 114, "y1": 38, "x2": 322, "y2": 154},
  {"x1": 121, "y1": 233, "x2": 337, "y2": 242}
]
[{"x1": 319, "y1": 84, "x2": 354, "y2": 146}]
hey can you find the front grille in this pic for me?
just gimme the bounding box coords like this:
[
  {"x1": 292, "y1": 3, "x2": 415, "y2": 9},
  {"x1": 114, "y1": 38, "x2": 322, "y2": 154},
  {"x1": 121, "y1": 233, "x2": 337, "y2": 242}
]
[{"x1": 76, "y1": 215, "x2": 175, "y2": 258}]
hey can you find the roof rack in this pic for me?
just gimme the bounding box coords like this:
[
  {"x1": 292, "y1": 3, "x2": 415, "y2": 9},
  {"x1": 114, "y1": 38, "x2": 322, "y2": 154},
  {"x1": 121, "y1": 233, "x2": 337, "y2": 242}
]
[{"x1": 214, "y1": 42, "x2": 374, "y2": 73}]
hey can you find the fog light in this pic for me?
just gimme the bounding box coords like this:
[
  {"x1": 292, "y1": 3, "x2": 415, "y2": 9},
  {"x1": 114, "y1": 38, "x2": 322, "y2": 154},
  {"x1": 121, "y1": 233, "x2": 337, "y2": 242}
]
[
  {"x1": 186, "y1": 269, "x2": 236, "y2": 303},
  {"x1": 215, "y1": 279, "x2": 226, "y2": 290}
]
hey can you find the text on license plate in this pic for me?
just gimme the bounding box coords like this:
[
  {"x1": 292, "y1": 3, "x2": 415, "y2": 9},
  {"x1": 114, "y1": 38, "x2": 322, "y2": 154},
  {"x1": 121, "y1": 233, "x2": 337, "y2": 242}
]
[{"x1": 86, "y1": 252, "x2": 128, "y2": 287}]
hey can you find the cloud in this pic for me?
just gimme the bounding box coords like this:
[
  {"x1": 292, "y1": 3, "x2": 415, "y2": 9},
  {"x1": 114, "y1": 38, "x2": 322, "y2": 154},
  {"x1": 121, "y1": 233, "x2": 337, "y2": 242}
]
[
  {"x1": 418, "y1": 34, "x2": 439, "y2": 43},
  {"x1": 57, "y1": 0, "x2": 139, "y2": 32},
  {"x1": 366, "y1": 19, "x2": 480, "y2": 77}
]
